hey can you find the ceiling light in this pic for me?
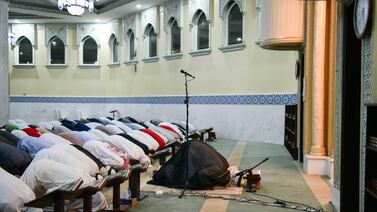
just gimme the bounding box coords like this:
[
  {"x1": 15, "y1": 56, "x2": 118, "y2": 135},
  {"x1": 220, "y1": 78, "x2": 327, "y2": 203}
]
[
  {"x1": 58, "y1": 0, "x2": 99, "y2": 16},
  {"x1": 136, "y1": 4, "x2": 141, "y2": 8}
]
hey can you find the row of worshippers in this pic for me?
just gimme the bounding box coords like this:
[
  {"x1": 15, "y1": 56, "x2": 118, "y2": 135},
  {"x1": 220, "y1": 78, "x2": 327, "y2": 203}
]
[{"x1": 0, "y1": 116, "x2": 197, "y2": 211}]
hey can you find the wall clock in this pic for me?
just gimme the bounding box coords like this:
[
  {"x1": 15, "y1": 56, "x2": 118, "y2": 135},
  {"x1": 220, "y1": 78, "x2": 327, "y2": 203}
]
[{"x1": 354, "y1": 0, "x2": 372, "y2": 39}]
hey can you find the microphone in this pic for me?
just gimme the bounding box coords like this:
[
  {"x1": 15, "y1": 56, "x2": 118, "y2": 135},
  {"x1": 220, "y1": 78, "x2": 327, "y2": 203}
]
[{"x1": 180, "y1": 70, "x2": 195, "y2": 79}]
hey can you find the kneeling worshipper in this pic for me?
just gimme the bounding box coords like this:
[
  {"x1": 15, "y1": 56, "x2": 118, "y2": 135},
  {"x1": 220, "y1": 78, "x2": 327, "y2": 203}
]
[
  {"x1": 85, "y1": 129, "x2": 150, "y2": 168},
  {"x1": 158, "y1": 122, "x2": 185, "y2": 140},
  {"x1": 58, "y1": 132, "x2": 85, "y2": 146},
  {"x1": 83, "y1": 140, "x2": 130, "y2": 170},
  {"x1": 17, "y1": 134, "x2": 72, "y2": 157},
  {"x1": 110, "y1": 120, "x2": 133, "y2": 133},
  {"x1": 85, "y1": 121, "x2": 104, "y2": 130},
  {"x1": 33, "y1": 144, "x2": 100, "y2": 177},
  {"x1": 21, "y1": 159, "x2": 108, "y2": 211},
  {"x1": 140, "y1": 128, "x2": 167, "y2": 149},
  {"x1": 149, "y1": 141, "x2": 231, "y2": 189},
  {"x1": 0, "y1": 129, "x2": 21, "y2": 146},
  {"x1": 12, "y1": 129, "x2": 29, "y2": 140},
  {"x1": 127, "y1": 130, "x2": 160, "y2": 152},
  {"x1": 105, "y1": 135, "x2": 150, "y2": 168},
  {"x1": 0, "y1": 141, "x2": 32, "y2": 176},
  {"x1": 144, "y1": 121, "x2": 178, "y2": 142},
  {"x1": 117, "y1": 133, "x2": 150, "y2": 154},
  {"x1": 9, "y1": 119, "x2": 30, "y2": 130},
  {"x1": 0, "y1": 167, "x2": 42, "y2": 212}
]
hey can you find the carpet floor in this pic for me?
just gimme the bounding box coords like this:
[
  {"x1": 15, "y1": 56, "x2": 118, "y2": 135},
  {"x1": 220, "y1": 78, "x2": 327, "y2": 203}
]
[{"x1": 103, "y1": 139, "x2": 326, "y2": 212}]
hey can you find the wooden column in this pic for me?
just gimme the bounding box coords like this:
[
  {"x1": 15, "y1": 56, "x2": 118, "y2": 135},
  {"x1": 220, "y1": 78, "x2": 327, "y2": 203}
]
[{"x1": 310, "y1": 0, "x2": 327, "y2": 156}]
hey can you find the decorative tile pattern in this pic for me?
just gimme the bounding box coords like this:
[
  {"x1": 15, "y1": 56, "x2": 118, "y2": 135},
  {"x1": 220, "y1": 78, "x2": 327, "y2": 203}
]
[
  {"x1": 219, "y1": 0, "x2": 244, "y2": 19},
  {"x1": 189, "y1": 0, "x2": 211, "y2": 23},
  {"x1": 141, "y1": 7, "x2": 159, "y2": 34},
  {"x1": 45, "y1": 24, "x2": 67, "y2": 46},
  {"x1": 11, "y1": 24, "x2": 35, "y2": 46},
  {"x1": 10, "y1": 94, "x2": 297, "y2": 105},
  {"x1": 108, "y1": 20, "x2": 120, "y2": 42},
  {"x1": 76, "y1": 23, "x2": 104, "y2": 46},
  {"x1": 164, "y1": 0, "x2": 183, "y2": 32},
  {"x1": 360, "y1": 31, "x2": 372, "y2": 212},
  {"x1": 123, "y1": 14, "x2": 137, "y2": 39}
]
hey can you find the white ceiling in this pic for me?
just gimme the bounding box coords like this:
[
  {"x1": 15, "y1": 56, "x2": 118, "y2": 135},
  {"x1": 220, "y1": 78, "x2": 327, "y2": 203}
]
[{"x1": 8, "y1": 0, "x2": 165, "y2": 23}]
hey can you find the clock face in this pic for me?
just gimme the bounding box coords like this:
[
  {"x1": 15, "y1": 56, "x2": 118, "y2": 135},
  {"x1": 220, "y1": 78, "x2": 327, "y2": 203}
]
[{"x1": 354, "y1": 0, "x2": 371, "y2": 38}]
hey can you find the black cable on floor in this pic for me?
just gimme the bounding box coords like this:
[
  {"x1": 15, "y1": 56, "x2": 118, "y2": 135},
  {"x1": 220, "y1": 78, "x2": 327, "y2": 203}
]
[{"x1": 184, "y1": 191, "x2": 323, "y2": 212}]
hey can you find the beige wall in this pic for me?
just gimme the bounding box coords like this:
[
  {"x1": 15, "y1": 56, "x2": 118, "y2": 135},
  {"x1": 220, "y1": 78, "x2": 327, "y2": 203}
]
[{"x1": 9, "y1": 0, "x2": 298, "y2": 97}]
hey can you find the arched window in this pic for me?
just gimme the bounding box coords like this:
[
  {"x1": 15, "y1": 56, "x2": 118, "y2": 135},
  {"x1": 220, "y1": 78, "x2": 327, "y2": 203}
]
[
  {"x1": 126, "y1": 29, "x2": 137, "y2": 61},
  {"x1": 82, "y1": 36, "x2": 98, "y2": 64},
  {"x1": 169, "y1": 18, "x2": 181, "y2": 54},
  {"x1": 17, "y1": 36, "x2": 33, "y2": 64},
  {"x1": 197, "y1": 12, "x2": 209, "y2": 50},
  {"x1": 143, "y1": 24, "x2": 158, "y2": 61},
  {"x1": 189, "y1": 10, "x2": 211, "y2": 56},
  {"x1": 227, "y1": 1, "x2": 243, "y2": 45},
  {"x1": 219, "y1": 0, "x2": 245, "y2": 52},
  {"x1": 49, "y1": 36, "x2": 65, "y2": 64},
  {"x1": 109, "y1": 34, "x2": 119, "y2": 64}
]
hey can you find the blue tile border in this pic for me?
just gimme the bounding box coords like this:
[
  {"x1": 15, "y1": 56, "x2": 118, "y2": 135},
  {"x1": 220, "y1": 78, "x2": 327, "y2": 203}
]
[{"x1": 10, "y1": 94, "x2": 297, "y2": 105}]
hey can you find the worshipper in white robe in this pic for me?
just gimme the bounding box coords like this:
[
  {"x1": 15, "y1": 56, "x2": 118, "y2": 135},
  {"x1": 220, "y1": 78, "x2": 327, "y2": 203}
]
[
  {"x1": 9, "y1": 119, "x2": 30, "y2": 130},
  {"x1": 144, "y1": 121, "x2": 178, "y2": 141},
  {"x1": 126, "y1": 123, "x2": 146, "y2": 130},
  {"x1": 99, "y1": 117, "x2": 114, "y2": 125},
  {"x1": 105, "y1": 135, "x2": 150, "y2": 167},
  {"x1": 50, "y1": 121, "x2": 62, "y2": 127},
  {"x1": 177, "y1": 121, "x2": 197, "y2": 134},
  {"x1": 158, "y1": 122, "x2": 185, "y2": 139},
  {"x1": 83, "y1": 140, "x2": 129, "y2": 170},
  {"x1": 128, "y1": 130, "x2": 159, "y2": 151},
  {"x1": 12, "y1": 129, "x2": 29, "y2": 139},
  {"x1": 0, "y1": 167, "x2": 42, "y2": 212},
  {"x1": 51, "y1": 125, "x2": 71, "y2": 134},
  {"x1": 18, "y1": 134, "x2": 73, "y2": 157},
  {"x1": 111, "y1": 120, "x2": 133, "y2": 133},
  {"x1": 95, "y1": 125, "x2": 113, "y2": 135},
  {"x1": 18, "y1": 136, "x2": 53, "y2": 157},
  {"x1": 33, "y1": 144, "x2": 100, "y2": 176},
  {"x1": 105, "y1": 124, "x2": 124, "y2": 135},
  {"x1": 21, "y1": 159, "x2": 107, "y2": 211},
  {"x1": 159, "y1": 122, "x2": 185, "y2": 139},
  {"x1": 58, "y1": 132, "x2": 85, "y2": 146},
  {"x1": 71, "y1": 131, "x2": 99, "y2": 142},
  {"x1": 89, "y1": 129, "x2": 110, "y2": 140},
  {"x1": 150, "y1": 130, "x2": 169, "y2": 144},
  {"x1": 36, "y1": 127, "x2": 50, "y2": 134},
  {"x1": 37, "y1": 122, "x2": 54, "y2": 131},
  {"x1": 86, "y1": 129, "x2": 150, "y2": 167},
  {"x1": 85, "y1": 122, "x2": 104, "y2": 130},
  {"x1": 39, "y1": 133, "x2": 72, "y2": 145}
]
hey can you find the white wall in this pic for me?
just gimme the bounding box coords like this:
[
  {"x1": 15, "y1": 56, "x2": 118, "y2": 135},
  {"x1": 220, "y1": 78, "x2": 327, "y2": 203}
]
[{"x1": 10, "y1": 102, "x2": 285, "y2": 144}]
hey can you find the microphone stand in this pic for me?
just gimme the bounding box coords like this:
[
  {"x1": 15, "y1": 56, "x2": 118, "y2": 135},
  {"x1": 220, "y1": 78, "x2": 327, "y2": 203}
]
[{"x1": 179, "y1": 72, "x2": 195, "y2": 198}]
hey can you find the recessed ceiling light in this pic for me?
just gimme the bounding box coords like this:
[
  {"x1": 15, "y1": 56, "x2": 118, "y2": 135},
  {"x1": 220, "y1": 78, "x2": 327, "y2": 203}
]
[{"x1": 136, "y1": 4, "x2": 141, "y2": 8}]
